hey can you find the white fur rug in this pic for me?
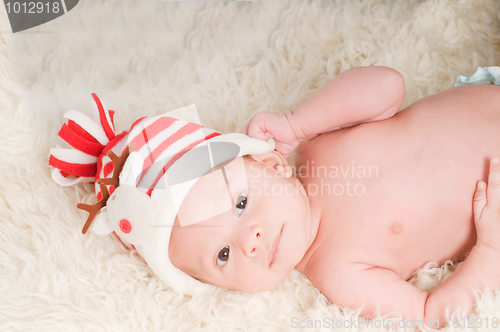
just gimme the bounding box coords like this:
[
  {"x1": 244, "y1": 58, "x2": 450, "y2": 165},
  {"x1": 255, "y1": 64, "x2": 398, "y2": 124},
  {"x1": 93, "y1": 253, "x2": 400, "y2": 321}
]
[{"x1": 1, "y1": 0, "x2": 499, "y2": 331}]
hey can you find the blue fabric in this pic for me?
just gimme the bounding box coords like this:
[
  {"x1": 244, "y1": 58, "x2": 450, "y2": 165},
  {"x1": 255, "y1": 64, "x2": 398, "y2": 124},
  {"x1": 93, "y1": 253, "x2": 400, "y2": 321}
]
[{"x1": 454, "y1": 66, "x2": 500, "y2": 86}]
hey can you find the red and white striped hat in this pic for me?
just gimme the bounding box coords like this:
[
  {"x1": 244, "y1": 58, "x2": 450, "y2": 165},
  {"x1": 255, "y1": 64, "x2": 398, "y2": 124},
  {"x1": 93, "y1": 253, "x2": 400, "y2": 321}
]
[{"x1": 49, "y1": 93, "x2": 275, "y2": 295}]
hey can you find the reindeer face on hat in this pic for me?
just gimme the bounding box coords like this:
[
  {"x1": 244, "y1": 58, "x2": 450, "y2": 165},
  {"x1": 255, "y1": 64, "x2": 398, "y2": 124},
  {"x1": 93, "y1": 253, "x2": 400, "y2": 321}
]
[{"x1": 49, "y1": 94, "x2": 275, "y2": 295}]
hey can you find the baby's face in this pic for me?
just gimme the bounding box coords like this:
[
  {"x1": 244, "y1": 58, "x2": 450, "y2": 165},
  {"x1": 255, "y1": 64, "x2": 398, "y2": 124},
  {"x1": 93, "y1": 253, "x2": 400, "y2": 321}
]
[{"x1": 168, "y1": 153, "x2": 313, "y2": 292}]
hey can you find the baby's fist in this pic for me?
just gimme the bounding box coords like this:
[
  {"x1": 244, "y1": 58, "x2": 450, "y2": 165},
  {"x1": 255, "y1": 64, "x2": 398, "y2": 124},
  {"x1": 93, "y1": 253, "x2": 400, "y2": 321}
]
[
  {"x1": 473, "y1": 158, "x2": 500, "y2": 253},
  {"x1": 241, "y1": 111, "x2": 300, "y2": 158}
]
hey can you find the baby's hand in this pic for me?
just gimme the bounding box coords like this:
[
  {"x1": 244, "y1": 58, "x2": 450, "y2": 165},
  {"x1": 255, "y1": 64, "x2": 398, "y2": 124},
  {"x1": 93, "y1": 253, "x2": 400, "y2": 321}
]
[
  {"x1": 241, "y1": 111, "x2": 300, "y2": 158},
  {"x1": 473, "y1": 158, "x2": 500, "y2": 253}
]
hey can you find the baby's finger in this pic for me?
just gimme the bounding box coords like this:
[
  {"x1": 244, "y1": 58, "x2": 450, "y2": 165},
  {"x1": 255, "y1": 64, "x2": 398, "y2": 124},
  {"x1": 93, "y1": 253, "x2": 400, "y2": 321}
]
[
  {"x1": 246, "y1": 118, "x2": 272, "y2": 141},
  {"x1": 248, "y1": 127, "x2": 272, "y2": 141},
  {"x1": 486, "y1": 158, "x2": 500, "y2": 211},
  {"x1": 473, "y1": 181, "x2": 487, "y2": 222}
]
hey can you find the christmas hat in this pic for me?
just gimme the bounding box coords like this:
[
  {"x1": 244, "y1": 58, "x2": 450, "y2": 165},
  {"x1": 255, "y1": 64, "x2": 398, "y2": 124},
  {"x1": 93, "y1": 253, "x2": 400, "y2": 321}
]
[{"x1": 49, "y1": 93, "x2": 275, "y2": 295}]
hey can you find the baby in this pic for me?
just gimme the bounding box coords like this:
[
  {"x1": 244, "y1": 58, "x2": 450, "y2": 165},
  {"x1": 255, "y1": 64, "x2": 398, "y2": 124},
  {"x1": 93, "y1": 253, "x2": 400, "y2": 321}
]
[
  {"x1": 168, "y1": 66, "x2": 500, "y2": 328},
  {"x1": 49, "y1": 66, "x2": 500, "y2": 329}
]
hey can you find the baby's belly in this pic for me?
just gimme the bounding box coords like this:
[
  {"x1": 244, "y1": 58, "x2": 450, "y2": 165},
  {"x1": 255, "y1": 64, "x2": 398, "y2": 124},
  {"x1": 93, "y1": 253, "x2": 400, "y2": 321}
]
[{"x1": 297, "y1": 85, "x2": 500, "y2": 280}]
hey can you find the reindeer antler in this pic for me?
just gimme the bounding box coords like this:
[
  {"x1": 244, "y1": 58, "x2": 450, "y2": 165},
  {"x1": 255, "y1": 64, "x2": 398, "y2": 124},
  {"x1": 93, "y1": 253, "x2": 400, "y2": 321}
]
[
  {"x1": 77, "y1": 147, "x2": 131, "y2": 234},
  {"x1": 97, "y1": 147, "x2": 130, "y2": 188},
  {"x1": 78, "y1": 182, "x2": 111, "y2": 234}
]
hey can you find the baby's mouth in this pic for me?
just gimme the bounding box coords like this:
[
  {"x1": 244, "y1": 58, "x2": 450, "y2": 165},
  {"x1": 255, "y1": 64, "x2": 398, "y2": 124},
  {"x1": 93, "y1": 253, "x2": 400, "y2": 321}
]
[{"x1": 268, "y1": 226, "x2": 283, "y2": 267}]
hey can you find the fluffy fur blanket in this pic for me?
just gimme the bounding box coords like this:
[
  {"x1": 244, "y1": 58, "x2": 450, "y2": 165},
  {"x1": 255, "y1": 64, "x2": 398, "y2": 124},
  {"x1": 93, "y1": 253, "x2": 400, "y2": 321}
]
[{"x1": 1, "y1": 0, "x2": 499, "y2": 331}]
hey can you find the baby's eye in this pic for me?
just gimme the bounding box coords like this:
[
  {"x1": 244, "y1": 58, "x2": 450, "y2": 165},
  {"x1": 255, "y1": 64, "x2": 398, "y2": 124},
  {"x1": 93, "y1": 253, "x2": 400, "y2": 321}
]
[
  {"x1": 235, "y1": 194, "x2": 247, "y2": 215},
  {"x1": 217, "y1": 246, "x2": 230, "y2": 267}
]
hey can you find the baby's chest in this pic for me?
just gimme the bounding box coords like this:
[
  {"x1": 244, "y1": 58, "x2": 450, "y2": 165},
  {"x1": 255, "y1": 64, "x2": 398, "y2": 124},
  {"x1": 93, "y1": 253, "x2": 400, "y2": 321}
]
[
  {"x1": 319, "y1": 175, "x2": 475, "y2": 277},
  {"x1": 298, "y1": 145, "x2": 477, "y2": 280},
  {"x1": 310, "y1": 193, "x2": 473, "y2": 281}
]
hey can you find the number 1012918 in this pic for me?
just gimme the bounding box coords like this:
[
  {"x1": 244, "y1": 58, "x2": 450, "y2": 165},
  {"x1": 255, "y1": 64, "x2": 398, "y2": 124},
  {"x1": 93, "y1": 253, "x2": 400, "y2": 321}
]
[{"x1": 5, "y1": 2, "x2": 60, "y2": 14}]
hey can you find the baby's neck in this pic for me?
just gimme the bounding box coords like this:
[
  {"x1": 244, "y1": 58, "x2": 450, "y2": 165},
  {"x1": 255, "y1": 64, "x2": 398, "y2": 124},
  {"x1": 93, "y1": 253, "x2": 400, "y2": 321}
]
[{"x1": 294, "y1": 185, "x2": 322, "y2": 274}]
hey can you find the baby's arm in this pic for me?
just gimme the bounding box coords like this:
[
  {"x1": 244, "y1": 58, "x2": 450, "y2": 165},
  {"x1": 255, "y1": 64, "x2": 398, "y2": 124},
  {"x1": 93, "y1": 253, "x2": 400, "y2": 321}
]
[
  {"x1": 286, "y1": 66, "x2": 405, "y2": 142},
  {"x1": 242, "y1": 66, "x2": 404, "y2": 157},
  {"x1": 316, "y1": 263, "x2": 429, "y2": 324},
  {"x1": 321, "y1": 158, "x2": 500, "y2": 329}
]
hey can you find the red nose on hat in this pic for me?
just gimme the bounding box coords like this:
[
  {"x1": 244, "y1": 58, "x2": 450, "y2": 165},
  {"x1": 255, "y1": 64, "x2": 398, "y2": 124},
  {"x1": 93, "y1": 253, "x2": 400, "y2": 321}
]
[{"x1": 119, "y1": 219, "x2": 132, "y2": 234}]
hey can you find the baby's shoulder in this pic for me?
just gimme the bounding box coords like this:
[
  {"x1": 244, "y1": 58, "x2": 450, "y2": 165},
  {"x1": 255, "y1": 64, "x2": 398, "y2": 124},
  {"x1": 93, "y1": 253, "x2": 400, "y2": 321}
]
[
  {"x1": 304, "y1": 257, "x2": 376, "y2": 299},
  {"x1": 295, "y1": 129, "x2": 345, "y2": 159},
  {"x1": 303, "y1": 239, "x2": 366, "y2": 281}
]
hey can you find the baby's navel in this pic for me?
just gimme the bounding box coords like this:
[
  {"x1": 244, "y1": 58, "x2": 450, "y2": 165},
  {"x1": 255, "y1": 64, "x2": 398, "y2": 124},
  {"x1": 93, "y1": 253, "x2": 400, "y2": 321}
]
[{"x1": 390, "y1": 223, "x2": 403, "y2": 235}]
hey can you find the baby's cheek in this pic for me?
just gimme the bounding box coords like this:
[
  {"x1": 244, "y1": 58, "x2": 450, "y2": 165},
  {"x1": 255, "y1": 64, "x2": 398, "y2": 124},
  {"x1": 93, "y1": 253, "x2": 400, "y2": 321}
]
[{"x1": 167, "y1": 239, "x2": 183, "y2": 271}]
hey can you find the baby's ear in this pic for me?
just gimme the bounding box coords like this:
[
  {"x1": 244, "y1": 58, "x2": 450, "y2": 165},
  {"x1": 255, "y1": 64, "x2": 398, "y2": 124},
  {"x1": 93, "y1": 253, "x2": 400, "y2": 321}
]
[{"x1": 247, "y1": 151, "x2": 293, "y2": 178}]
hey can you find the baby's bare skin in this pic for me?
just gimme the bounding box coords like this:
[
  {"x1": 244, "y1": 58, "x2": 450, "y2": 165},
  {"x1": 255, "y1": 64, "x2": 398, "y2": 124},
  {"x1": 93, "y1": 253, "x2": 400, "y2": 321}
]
[
  {"x1": 171, "y1": 66, "x2": 500, "y2": 328},
  {"x1": 294, "y1": 84, "x2": 500, "y2": 323},
  {"x1": 241, "y1": 66, "x2": 500, "y2": 327},
  {"x1": 297, "y1": 84, "x2": 500, "y2": 275}
]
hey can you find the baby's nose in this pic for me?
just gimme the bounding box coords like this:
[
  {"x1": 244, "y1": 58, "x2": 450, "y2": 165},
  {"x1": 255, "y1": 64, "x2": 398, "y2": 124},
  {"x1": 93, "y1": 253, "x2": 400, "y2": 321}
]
[{"x1": 242, "y1": 225, "x2": 264, "y2": 257}]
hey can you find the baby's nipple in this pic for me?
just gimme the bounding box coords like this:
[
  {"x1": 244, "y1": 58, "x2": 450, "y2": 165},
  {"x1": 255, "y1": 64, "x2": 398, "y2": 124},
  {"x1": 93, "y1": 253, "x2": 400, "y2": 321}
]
[{"x1": 390, "y1": 223, "x2": 403, "y2": 235}]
